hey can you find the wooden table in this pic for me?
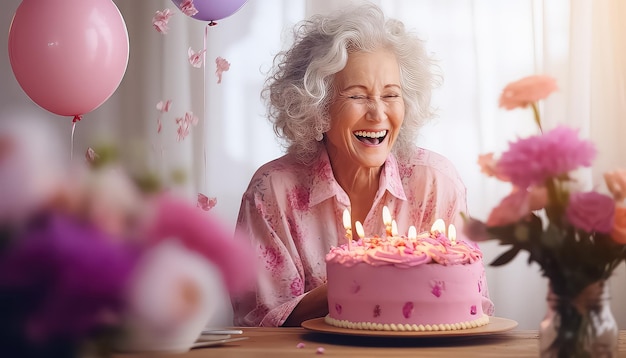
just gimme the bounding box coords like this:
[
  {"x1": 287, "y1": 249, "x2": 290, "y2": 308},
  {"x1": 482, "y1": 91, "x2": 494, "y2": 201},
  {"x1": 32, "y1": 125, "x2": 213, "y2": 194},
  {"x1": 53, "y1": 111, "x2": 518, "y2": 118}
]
[{"x1": 116, "y1": 328, "x2": 626, "y2": 357}]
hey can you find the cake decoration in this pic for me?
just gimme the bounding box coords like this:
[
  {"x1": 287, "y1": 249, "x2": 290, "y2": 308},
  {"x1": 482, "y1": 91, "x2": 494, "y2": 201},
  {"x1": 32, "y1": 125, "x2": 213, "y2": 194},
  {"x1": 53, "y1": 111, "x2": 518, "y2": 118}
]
[{"x1": 326, "y1": 207, "x2": 489, "y2": 331}]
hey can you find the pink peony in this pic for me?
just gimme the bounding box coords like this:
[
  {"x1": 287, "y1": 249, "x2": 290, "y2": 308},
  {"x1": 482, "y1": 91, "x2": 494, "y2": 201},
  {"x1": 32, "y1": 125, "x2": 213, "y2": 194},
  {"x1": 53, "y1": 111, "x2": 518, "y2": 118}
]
[
  {"x1": 496, "y1": 126, "x2": 596, "y2": 188},
  {"x1": 565, "y1": 191, "x2": 615, "y2": 234},
  {"x1": 499, "y1": 75, "x2": 558, "y2": 110}
]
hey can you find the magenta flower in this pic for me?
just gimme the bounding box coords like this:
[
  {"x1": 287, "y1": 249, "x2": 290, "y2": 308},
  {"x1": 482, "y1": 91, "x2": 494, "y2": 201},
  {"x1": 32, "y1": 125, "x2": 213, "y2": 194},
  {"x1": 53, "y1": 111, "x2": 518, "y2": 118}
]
[
  {"x1": 496, "y1": 126, "x2": 596, "y2": 188},
  {"x1": 566, "y1": 192, "x2": 615, "y2": 234},
  {"x1": 0, "y1": 214, "x2": 136, "y2": 348}
]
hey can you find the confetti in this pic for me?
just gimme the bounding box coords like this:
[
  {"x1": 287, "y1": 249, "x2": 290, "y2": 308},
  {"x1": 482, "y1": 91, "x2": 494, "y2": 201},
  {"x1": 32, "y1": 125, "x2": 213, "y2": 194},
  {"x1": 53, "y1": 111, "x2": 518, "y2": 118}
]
[
  {"x1": 215, "y1": 57, "x2": 231, "y2": 84},
  {"x1": 152, "y1": 9, "x2": 174, "y2": 34}
]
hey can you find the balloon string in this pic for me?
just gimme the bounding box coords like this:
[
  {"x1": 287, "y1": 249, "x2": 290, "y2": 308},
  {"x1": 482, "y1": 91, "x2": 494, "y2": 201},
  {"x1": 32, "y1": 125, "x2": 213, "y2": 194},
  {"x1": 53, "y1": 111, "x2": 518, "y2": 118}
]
[
  {"x1": 70, "y1": 121, "x2": 76, "y2": 162},
  {"x1": 69, "y1": 115, "x2": 81, "y2": 162},
  {"x1": 202, "y1": 23, "x2": 209, "y2": 194}
]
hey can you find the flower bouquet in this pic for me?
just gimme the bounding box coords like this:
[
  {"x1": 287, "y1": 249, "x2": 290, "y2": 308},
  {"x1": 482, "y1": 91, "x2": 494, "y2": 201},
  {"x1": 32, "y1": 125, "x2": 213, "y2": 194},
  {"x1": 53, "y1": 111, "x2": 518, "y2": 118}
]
[
  {"x1": 0, "y1": 120, "x2": 256, "y2": 357},
  {"x1": 463, "y1": 75, "x2": 626, "y2": 357}
]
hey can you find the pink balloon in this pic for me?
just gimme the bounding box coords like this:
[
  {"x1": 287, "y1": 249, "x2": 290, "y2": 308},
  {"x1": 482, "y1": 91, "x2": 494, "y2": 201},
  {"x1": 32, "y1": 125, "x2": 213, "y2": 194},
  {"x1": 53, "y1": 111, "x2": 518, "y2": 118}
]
[
  {"x1": 171, "y1": 0, "x2": 248, "y2": 22},
  {"x1": 8, "y1": 0, "x2": 129, "y2": 118}
]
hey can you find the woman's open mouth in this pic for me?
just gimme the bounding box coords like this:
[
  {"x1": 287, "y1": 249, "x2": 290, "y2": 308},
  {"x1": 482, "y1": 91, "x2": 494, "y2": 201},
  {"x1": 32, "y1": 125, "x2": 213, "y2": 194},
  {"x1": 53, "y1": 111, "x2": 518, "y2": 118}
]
[{"x1": 353, "y1": 130, "x2": 388, "y2": 145}]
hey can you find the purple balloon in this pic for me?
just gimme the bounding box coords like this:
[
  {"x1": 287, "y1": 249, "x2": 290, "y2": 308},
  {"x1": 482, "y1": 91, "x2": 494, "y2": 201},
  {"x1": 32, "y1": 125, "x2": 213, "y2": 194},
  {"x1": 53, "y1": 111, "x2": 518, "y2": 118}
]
[{"x1": 171, "y1": 0, "x2": 248, "y2": 22}]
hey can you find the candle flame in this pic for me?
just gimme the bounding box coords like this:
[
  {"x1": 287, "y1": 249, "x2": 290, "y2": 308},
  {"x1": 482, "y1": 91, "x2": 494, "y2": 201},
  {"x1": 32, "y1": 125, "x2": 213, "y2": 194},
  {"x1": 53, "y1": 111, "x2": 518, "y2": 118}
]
[
  {"x1": 431, "y1": 218, "x2": 446, "y2": 235},
  {"x1": 355, "y1": 221, "x2": 365, "y2": 239},
  {"x1": 408, "y1": 226, "x2": 417, "y2": 239},
  {"x1": 391, "y1": 220, "x2": 398, "y2": 236},
  {"x1": 448, "y1": 224, "x2": 457, "y2": 244},
  {"x1": 342, "y1": 209, "x2": 351, "y2": 230},
  {"x1": 382, "y1": 206, "x2": 392, "y2": 225}
]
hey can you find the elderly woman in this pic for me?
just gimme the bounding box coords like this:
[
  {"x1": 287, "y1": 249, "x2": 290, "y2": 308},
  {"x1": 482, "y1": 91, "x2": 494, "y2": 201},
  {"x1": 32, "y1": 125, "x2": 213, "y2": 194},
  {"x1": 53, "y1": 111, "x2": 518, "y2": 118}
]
[{"x1": 233, "y1": 3, "x2": 494, "y2": 327}]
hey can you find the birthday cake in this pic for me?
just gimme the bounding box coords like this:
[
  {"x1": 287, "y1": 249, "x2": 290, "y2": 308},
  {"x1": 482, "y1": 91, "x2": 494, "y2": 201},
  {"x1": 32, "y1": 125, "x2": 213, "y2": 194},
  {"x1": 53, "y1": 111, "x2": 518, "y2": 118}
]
[{"x1": 324, "y1": 217, "x2": 489, "y2": 331}]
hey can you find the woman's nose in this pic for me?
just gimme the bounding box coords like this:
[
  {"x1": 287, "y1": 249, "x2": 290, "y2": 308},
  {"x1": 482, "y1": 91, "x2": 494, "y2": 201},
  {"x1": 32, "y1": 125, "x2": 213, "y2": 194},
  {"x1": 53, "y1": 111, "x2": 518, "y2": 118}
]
[{"x1": 365, "y1": 98, "x2": 385, "y2": 121}]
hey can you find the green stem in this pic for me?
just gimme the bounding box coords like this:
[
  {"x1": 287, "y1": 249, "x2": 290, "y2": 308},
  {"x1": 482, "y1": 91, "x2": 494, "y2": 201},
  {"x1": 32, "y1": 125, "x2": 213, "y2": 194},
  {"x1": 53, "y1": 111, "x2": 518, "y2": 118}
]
[{"x1": 531, "y1": 102, "x2": 543, "y2": 133}]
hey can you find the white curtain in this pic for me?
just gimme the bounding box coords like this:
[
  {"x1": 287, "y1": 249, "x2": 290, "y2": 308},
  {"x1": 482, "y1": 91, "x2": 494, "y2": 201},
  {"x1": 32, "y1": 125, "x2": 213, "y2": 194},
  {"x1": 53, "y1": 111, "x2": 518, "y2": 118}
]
[{"x1": 2, "y1": 0, "x2": 625, "y2": 329}]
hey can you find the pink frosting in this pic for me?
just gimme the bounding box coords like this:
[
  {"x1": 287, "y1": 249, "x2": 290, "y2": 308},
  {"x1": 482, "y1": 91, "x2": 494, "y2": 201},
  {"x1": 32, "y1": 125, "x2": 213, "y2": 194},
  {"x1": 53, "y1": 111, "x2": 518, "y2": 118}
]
[{"x1": 326, "y1": 232, "x2": 482, "y2": 268}]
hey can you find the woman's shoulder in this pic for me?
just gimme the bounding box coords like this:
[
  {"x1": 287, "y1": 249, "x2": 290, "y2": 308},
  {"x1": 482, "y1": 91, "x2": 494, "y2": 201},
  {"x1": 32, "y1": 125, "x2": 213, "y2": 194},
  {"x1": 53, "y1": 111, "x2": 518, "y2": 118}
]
[
  {"x1": 398, "y1": 146, "x2": 464, "y2": 184},
  {"x1": 245, "y1": 153, "x2": 311, "y2": 191}
]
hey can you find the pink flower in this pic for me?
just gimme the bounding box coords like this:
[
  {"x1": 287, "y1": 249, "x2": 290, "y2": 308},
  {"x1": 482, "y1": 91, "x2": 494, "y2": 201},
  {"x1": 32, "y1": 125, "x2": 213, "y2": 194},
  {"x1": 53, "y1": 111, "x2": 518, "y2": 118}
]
[
  {"x1": 477, "y1": 152, "x2": 507, "y2": 181},
  {"x1": 487, "y1": 189, "x2": 533, "y2": 227},
  {"x1": 612, "y1": 205, "x2": 626, "y2": 244},
  {"x1": 188, "y1": 47, "x2": 205, "y2": 69},
  {"x1": 566, "y1": 191, "x2": 615, "y2": 234},
  {"x1": 499, "y1": 75, "x2": 558, "y2": 110},
  {"x1": 180, "y1": 0, "x2": 199, "y2": 17},
  {"x1": 125, "y1": 241, "x2": 222, "y2": 342},
  {"x1": 80, "y1": 165, "x2": 145, "y2": 238},
  {"x1": 497, "y1": 126, "x2": 596, "y2": 188},
  {"x1": 289, "y1": 277, "x2": 303, "y2": 297},
  {"x1": 604, "y1": 170, "x2": 626, "y2": 202},
  {"x1": 152, "y1": 9, "x2": 174, "y2": 34},
  {"x1": 142, "y1": 193, "x2": 257, "y2": 294},
  {"x1": 215, "y1": 57, "x2": 230, "y2": 84}
]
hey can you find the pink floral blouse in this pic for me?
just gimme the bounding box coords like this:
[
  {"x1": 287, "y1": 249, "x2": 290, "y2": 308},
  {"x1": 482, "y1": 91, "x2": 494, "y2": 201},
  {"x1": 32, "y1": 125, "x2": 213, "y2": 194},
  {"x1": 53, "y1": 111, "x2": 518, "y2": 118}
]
[{"x1": 232, "y1": 146, "x2": 494, "y2": 327}]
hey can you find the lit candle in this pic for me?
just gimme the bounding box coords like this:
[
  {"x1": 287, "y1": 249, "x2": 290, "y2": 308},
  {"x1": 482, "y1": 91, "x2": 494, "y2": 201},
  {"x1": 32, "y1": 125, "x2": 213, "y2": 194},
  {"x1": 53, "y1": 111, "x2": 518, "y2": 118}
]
[
  {"x1": 431, "y1": 218, "x2": 446, "y2": 235},
  {"x1": 382, "y1": 206, "x2": 392, "y2": 236},
  {"x1": 355, "y1": 221, "x2": 365, "y2": 239},
  {"x1": 448, "y1": 224, "x2": 457, "y2": 245},
  {"x1": 342, "y1": 209, "x2": 352, "y2": 250},
  {"x1": 391, "y1": 220, "x2": 398, "y2": 236},
  {"x1": 408, "y1": 225, "x2": 417, "y2": 239}
]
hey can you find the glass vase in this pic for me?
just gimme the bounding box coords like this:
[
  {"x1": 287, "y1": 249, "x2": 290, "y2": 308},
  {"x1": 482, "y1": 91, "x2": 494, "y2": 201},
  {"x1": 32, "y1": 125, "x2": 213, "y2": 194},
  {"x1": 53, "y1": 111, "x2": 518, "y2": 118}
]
[{"x1": 539, "y1": 280, "x2": 618, "y2": 358}]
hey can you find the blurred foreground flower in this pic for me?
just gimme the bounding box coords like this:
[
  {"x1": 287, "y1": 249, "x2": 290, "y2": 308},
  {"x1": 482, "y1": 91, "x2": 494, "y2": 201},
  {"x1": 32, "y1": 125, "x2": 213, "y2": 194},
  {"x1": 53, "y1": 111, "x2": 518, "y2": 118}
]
[{"x1": 0, "y1": 118, "x2": 257, "y2": 357}]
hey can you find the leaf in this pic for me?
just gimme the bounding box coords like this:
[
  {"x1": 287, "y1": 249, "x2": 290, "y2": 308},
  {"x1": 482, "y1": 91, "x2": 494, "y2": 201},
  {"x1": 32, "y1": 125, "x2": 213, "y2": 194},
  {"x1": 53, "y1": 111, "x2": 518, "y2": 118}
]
[{"x1": 491, "y1": 245, "x2": 522, "y2": 266}]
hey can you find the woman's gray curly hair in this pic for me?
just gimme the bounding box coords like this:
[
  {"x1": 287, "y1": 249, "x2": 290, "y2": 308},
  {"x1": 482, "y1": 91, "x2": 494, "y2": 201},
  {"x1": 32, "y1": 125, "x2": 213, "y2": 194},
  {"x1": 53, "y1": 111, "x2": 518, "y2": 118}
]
[{"x1": 262, "y1": 3, "x2": 440, "y2": 165}]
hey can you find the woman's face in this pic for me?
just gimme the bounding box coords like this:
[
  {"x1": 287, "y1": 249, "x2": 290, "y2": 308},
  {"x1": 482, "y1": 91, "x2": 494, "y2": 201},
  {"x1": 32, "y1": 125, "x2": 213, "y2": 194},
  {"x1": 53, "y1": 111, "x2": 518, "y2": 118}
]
[{"x1": 325, "y1": 48, "x2": 404, "y2": 169}]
